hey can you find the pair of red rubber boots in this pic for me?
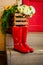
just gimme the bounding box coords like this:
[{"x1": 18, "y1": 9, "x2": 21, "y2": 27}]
[{"x1": 12, "y1": 26, "x2": 34, "y2": 53}]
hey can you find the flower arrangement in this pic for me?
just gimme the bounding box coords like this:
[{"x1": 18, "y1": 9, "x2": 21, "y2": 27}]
[
  {"x1": 1, "y1": 5, "x2": 35, "y2": 33},
  {"x1": 17, "y1": 5, "x2": 35, "y2": 17}
]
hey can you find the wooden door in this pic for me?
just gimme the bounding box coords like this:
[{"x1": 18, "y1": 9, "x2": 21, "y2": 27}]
[
  {"x1": 0, "y1": 21, "x2": 5, "y2": 51},
  {"x1": 22, "y1": 0, "x2": 43, "y2": 32}
]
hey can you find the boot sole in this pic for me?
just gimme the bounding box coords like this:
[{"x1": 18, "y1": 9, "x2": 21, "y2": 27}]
[
  {"x1": 30, "y1": 51, "x2": 34, "y2": 53},
  {"x1": 13, "y1": 48, "x2": 29, "y2": 54}
]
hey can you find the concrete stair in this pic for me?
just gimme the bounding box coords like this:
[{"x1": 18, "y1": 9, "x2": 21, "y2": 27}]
[
  {"x1": 7, "y1": 49, "x2": 43, "y2": 65},
  {"x1": 6, "y1": 32, "x2": 43, "y2": 65}
]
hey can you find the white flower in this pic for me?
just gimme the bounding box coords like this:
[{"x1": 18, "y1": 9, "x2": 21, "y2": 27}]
[
  {"x1": 17, "y1": 5, "x2": 24, "y2": 13},
  {"x1": 23, "y1": 6, "x2": 31, "y2": 15},
  {"x1": 17, "y1": 5, "x2": 36, "y2": 17},
  {"x1": 29, "y1": 6, "x2": 36, "y2": 14},
  {"x1": 29, "y1": 14, "x2": 33, "y2": 18},
  {"x1": 17, "y1": 6, "x2": 21, "y2": 12}
]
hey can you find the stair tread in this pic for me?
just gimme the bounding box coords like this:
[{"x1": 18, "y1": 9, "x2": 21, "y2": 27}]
[
  {"x1": 7, "y1": 49, "x2": 43, "y2": 65},
  {"x1": 7, "y1": 49, "x2": 43, "y2": 54}
]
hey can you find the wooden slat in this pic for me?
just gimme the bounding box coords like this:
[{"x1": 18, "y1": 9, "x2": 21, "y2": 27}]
[
  {"x1": 15, "y1": 18, "x2": 27, "y2": 21},
  {"x1": 14, "y1": 13, "x2": 28, "y2": 26},
  {"x1": 14, "y1": 22, "x2": 28, "y2": 25},
  {"x1": 15, "y1": 13, "x2": 23, "y2": 16}
]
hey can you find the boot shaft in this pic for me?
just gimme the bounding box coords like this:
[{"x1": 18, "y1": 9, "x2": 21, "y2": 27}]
[
  {"x1": 22, "y1": 26, "x2": 28, "y2": 43},
  {"x1": 12, "y1": 26, "x2": 22, "y2": 44}
]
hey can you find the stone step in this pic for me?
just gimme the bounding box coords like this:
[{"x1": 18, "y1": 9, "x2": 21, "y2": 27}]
[{"x1": 7, "y1": 49, "x2": 43, "y2": 65}]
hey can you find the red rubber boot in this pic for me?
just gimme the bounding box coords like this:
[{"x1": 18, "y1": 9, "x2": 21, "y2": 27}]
[
  {"x1": 22, "y1": 26, "x2": 34, "y2": 53},
  {"x1": 12, "y1": 26, "x2": 29, "y2": 53}
]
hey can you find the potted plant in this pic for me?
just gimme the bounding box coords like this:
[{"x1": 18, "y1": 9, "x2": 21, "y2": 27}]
[{"x1": 1, "y1": 5, "x2": 35, "y2": 33}]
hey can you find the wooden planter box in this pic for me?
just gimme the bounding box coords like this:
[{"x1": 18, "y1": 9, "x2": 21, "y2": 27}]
[
  {"x1": 6, "y1": 13, "x2": 29, "y2": 34},
  {"x1": 14, "y1": 13, "x2": 28, "y2": 26}
]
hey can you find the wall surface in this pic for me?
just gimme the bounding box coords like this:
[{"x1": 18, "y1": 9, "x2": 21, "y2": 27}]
[{"x1": 0, "y1": 0, "x2": 22, "y2": 12}]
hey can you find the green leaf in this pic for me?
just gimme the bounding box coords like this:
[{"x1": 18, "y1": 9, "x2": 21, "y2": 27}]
[{"x1": 1, "y1": 5, "x2": 18, "y2": 33}]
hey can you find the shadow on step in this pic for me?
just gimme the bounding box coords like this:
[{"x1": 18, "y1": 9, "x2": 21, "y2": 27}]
[{"x1": 0, "y1": 51, "x2": 7, "y2": 65}]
